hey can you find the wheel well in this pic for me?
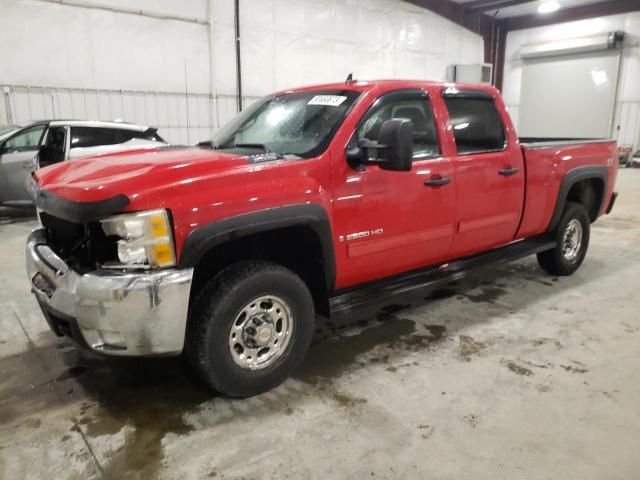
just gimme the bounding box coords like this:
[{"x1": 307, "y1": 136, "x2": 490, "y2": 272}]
[
  {"x1": 566, "y1": 178, "x2": 604, "y2": 222},
  {"x1": 189, "y1": 226, "x2": 330, "y2": 316}
]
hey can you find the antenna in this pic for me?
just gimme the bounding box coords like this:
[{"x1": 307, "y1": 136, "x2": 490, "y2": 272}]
[{"x1": 345, "y1": 73, "x2": 354, "y2": 83}]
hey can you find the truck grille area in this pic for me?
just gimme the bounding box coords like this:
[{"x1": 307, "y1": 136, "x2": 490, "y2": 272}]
[{"x1": 39, "y1": 212, "x2": 118, "y2": 272}]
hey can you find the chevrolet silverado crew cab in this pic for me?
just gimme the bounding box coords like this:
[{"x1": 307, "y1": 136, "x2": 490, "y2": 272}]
[{"x1": 26, "y1": 80, "x2": 618, "y2": 397}]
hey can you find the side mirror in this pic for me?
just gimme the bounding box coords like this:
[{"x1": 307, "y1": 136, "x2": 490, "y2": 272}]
[
  {"x1": 376, "y1": 118, "x2": 413, "y2": 171},
  {"x1": 346, "y1": 119, "x2": 413, "y2": 172}
]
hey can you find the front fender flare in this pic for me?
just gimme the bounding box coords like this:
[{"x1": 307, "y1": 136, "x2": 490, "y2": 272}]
[{"x1": 178, "y1": 203, "x2": 336, "y2": 292}]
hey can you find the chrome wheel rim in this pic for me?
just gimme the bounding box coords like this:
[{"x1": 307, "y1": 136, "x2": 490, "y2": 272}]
[
  {"x1": 562, "y1": 219, "x2": 583, "y2": 262},
  {"x1": 228, "y1": 295, "x2": 293, "y2": 370}
]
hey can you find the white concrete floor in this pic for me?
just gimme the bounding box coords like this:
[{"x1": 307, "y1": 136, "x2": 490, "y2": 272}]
[{"x1": 1, "y1": 170, "x2": 639, "y2": 480}]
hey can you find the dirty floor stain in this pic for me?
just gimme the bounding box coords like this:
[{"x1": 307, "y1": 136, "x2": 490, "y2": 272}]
[
  {"x1": 457, "y1": 335, "x2": 487, "y2": 361},
  {"x1": 459, "y1": 287, "x2": 508, "y2": 304},
  {"x1": 502, "y1": 360, "x2": 534, "y2": 377}
]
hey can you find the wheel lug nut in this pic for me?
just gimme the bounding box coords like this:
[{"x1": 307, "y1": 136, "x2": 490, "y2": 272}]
[
  {"x1": 246, "y1": 327, "x2": 256, "y2": 335},
  {"x1": 252, "y1": 318, "x2": 262, "y2": 326}
]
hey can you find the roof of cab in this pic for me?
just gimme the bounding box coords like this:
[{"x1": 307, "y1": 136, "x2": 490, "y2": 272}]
[
  {"x1": 273, "y1": 79, "x2": 499, "y2": 97},
  {"x1": 48, "y1": 120, "x2": 153, "y2": 131}
]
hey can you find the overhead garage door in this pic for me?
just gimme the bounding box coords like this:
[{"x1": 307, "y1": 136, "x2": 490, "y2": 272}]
[{"x1": 518, "y1": 33, "x2": 623, "y2": 139}]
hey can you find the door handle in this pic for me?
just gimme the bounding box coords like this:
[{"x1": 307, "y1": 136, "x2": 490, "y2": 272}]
[
  {"x1": 424, "y1": 176, "x2": 451, "y2": 187},
  {"x1": 22, "y1": 163, "x2": 36, "y2": 170},
  {"x1": 499, "y1": 167, "x2": 519, "y2": 176}
]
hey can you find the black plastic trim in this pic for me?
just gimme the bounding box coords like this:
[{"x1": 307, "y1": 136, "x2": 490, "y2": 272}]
[
  {"x1": 179, "y1": 203, "x2": 336, "y2": 291},
  {"x1": 547, "y1": 165, "x2": 608, "y2": 232},
  {"x1": 330, "y1": 234, "x2": 556, "y2": 315},
  {"x1": 37, "y1": 300, "x2": 91, "y2": 350},
  {"x1": 30, "y1": 182, "x2": 130, "y2": 223}
]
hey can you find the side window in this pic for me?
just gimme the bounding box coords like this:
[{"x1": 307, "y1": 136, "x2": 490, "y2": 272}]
[
  {"x1": 443, "y1": 96, "x2": 506, "y2": 155},
  {"x1": 70, "y1": 127, "x2": 120, "y2": 149},
  {"x1": 357, "y1": 92, "x2": 440, "y2": 160},
  {"x1": 2, "y1": 124, "x2": 46, "y2": 153}
]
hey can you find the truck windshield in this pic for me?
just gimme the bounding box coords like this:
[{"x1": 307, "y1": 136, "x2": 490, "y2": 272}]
[{"x1": 211, "y1": 90, "x2": 360, "y2": 158}]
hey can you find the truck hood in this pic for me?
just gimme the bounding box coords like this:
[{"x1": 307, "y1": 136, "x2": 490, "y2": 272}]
[{"x1": 34, "y1": 147, "x2": 251, "y2": 204}]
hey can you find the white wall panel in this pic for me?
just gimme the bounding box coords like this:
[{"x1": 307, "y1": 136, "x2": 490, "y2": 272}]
[
  {"x1": 240, "y1": 0, "x2": 484, "y2": 96},
  {"x1": 76, "y1": 0, "x2": 209, "y2": 20},
  {"x1": 1, "y1": 0, "x2": 484, "y2": 144}
]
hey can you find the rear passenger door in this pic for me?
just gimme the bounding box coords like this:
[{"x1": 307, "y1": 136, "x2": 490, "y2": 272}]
[{"x1": 443, "y1": 90, "x2": 525, "y2": 258}]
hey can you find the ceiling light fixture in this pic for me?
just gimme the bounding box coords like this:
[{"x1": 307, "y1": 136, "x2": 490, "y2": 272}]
[{"x1": 538, "y1": 1, "x2": 560, "y2": 14}]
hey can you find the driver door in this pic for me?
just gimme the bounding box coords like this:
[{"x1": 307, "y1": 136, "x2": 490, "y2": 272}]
[
  {"x1": 331, "y1": 89, "x2": 456, "y2": 288},
  {"x1": 0, "y1": 124, "x2": 47, "y2": 205}
]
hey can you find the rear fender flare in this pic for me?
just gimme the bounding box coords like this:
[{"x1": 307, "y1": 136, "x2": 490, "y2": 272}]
[{"x1": 547, "y1": 166, "x2": 607, "y2": 232}]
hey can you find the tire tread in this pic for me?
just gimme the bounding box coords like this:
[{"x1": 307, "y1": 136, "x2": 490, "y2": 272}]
[
  {"x1": 185, "y1": 261, "x2": 314, "y2": 397},
  {"x1": 537, "y1": 201, "x2": 590, "y2": 276}
]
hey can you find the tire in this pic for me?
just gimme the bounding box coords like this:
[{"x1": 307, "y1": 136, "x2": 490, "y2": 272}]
[
  {"x1": 186, "y1": 261, "x2": 315, "y2": 397},
  {"x1": 537, "y1": 201, "x2": 590, "y2": 276}
]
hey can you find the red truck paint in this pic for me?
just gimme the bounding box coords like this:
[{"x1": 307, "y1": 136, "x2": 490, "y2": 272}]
[{"x1": 33, "y1": 80, "x2": 618, "y2": 290}]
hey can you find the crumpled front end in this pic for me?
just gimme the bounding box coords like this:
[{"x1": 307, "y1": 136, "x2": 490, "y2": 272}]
[{"x1": 26, "y1": 228, "x2": 193, "y2": 356}]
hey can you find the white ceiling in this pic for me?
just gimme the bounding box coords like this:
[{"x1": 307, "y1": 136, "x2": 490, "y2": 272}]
[{"x1": 450, "y1": 0, "x2": 607, "y2": 19}]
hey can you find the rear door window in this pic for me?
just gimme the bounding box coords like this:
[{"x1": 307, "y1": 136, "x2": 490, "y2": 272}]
[
  {"x1": 70, "y1": 127, "x2": 120, "y2": 148},
  {"x1": 444, "y1": 96, "x2": 506, "y2": 155}
]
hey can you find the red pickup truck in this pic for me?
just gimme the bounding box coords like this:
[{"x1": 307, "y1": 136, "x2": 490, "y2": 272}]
[{"x1": 26, "y1": 79, "x2": 618, "y2": 397}]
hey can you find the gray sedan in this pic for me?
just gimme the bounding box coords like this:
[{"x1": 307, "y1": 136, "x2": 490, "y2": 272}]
[{"x1": 0, "y1": 120, "x2": 167, "y2": 207}]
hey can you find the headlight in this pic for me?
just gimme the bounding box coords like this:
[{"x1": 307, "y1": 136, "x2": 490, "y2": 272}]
[{"x1": 101, "y1": 209, "x2": 176, "y2": 268}]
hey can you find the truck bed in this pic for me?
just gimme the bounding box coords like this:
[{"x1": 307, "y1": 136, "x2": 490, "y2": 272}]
[{"x1": 516, "y1": 139, "x2": 618, "y2": 239}]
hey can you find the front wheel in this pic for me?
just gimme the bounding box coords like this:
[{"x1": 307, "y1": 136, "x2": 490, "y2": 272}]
[
  {"x1": 537, "y1": 201, "x2": 590, "y2": 276},
  {"x1": 186, "y1": 261, "x2": 315, "y2": 398}
]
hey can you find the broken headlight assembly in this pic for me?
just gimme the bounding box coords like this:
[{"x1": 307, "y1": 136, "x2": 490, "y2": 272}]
[{"x1": 100, "y1": 209, "x2": 176, "y2": 268}]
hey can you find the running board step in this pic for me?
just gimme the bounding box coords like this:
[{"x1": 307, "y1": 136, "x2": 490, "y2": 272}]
[{"x1": 329, "y1": 235, "x2": 556, "y2": 315}]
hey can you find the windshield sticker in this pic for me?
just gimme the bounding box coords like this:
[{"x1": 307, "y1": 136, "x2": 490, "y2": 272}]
[{"x1": 307, "y1": 95, "x2": 348, "y2": 107}]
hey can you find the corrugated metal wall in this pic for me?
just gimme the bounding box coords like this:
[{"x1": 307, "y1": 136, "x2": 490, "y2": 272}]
[{"x1": 0, "y1": 84, "x2": 261, "y2": 145}]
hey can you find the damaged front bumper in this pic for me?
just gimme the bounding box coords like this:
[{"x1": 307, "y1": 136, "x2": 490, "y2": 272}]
[{"x1": 26, "y1": 228, "x2": 193, "y2": 356}]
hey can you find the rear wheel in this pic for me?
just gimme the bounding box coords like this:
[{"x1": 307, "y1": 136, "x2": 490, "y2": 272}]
[
  {"x1": 537, "y1": 201, "x2": 590, "y2": 276},
  {"x1": 186, "y1": 261, "x2": 314, "y2": 397}
]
